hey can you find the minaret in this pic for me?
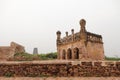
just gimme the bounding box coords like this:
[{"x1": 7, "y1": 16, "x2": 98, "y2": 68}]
[
  {"x1": 79, "y1": 19, "x2": 88, "y2": 59},
  {"x1": 56, "y1": 31, "x2": 61, "y2": 45},
  {"x1": 79, "y1": 19, "x2": 87, "y2": 40},
  {"x1": 80, "y1": 19, "x2": 86, "y2": 32}
]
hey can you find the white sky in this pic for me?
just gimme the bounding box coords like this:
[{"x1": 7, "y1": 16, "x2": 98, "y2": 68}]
[{"x1": 0, "y1": 0, "x2": 120, "y2": 57}]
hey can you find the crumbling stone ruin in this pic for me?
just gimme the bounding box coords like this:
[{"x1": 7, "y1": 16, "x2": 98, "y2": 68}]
[
  {"x1": 56, "y1": 19, "x2": 104, "y2": 60},
  {"x1": 0, "y1": 42, "x2": 25, "y2": 60}
]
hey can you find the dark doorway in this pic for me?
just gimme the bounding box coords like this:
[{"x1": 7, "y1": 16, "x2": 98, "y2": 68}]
[
  {"x1": 67, "y1": 48, "x2": 72, "y2": 59},
  {"x1": 62, "y1": 50, "x2": 66, "y2": 59},
  {"x1": 74, "y1": 48, "x2": 79, "y2": 59}
]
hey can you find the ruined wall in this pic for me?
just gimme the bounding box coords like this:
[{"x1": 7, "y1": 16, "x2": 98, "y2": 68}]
[
  {"x1": 0, "y1": 42, "x2": 25, "y2": 60},
  {"x1": 0, "y1": 61, "x2": 120, "y2": 77},
  {"x1": 0, "y1": 47, "x2": 14, "y2": 60},
  {"x1": 0, "y1": 77, "x2": 120, "y2": 80},
  {"x1": 10, "y1": 42, "x2": 25, "y2": 53}
]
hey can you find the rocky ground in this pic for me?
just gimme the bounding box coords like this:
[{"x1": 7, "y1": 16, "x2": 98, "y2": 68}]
[{"x1": 0, "y1": 77, "x2": 120, "y2": 80}]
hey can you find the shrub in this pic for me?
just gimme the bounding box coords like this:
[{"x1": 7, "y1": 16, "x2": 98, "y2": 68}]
[
  {"x1": 8, "y1": 52, "x2": 57, "y2": 61},
  {"x1": 105, "y1": 56, "x2": 120, "y2": 61}
]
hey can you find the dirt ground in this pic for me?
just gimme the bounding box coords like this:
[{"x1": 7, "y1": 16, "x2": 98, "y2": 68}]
[{"x1": 0, "y1": 77, "x2": 120, "y2": 80}]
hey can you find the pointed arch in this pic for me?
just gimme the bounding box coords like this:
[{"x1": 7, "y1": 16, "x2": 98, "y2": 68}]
[
  {"x1": 67, "y1": 48, "x2": 72, "y2": 59},
  {"x1": 74, "y1": 47, "x2": 79, "y2": 59}
]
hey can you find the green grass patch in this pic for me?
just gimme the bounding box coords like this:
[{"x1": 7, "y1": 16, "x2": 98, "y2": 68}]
[
  {"x1": 8, "y1": 52, "x2": 57, "y2": 61},
  {"x1": 105, "y1": 56, "x2": 120, "y2": 61}
]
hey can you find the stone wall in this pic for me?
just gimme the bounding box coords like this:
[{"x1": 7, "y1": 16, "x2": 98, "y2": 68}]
[
  {"x1": 0, "y1": 61, "x2": 120, "y2": 77},
  {"x1": 0, "y1": 77, "x2": 120, "y2": 80},
  {"x1": 0, "y1": 47, "x2": 14, "y2": 60},
  {"x1": 0, "y1": 42, "x2": 25, "y2": 60},
  {"x1": 86, "y1": 42, "x2": 104, "y2": 60}
]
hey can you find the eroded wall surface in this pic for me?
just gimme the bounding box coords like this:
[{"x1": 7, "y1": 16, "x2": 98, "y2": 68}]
[
  {"x1": 0, "y1": 42, "x2": 25, "y2": 60},
  {"x1": 0, "y1": 77, "x2": 120, "y2": 80},
  {"x1": 0, "y1": 61, "x2": 120, "y2": 77}
]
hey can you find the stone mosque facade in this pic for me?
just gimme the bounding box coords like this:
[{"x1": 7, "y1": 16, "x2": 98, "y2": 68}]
[{"x1": 56, "y1": 19, "x2": 104, "y2": 60}]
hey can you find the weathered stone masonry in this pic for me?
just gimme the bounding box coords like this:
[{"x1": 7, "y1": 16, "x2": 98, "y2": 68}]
[
  {"x1": 0, "y1": 61, "x2": 120, "y2": 77},
  {"x1": 0, "y1": 42, "x2": 25, "y2": 60},
  {"x1": 56, "y1": 19, "x2": 104, "y2": 60}
]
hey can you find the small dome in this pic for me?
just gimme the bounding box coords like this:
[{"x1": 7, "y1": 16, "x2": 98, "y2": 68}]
[
  {"x1": 66, "y1": 31, "x2": 68, "y2": 34},
  {"x1": 56, "y1": 31, "x2": 61, "y2": 34},
  {"x1": 71, "y1": 29, "x2": 74, "y2": 32},
  {"x1": 79, "y1": 19, "x2": 86, "y2": 27}
]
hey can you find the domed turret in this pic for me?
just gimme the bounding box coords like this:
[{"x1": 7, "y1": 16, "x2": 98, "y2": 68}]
[
  {"x1": 79, "y1": 19, "x2": 86, "y2": 32},
  {"x1": 56, "y1": 31, "x2": 61, "y2": 35},
  {"x1": 56, "y1": 31, "x2": 61, "y2": 40},
  {"x1": 79, "y1": 19, "x2": 87, "y2": 40},
  {"x1": 79, "y1": 19, "x2": 86, "y2": 27}
]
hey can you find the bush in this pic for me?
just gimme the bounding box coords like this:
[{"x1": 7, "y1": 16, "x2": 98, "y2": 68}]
[
  {"x1": 46, "y1": 52, "x2": 57, "y2": 59},
  {"x1": 8, "y1": 52, "x2": 57, "y2": 61},
  {"x1": 39, "y1": 52, "x2": 57, "y2": 60}
]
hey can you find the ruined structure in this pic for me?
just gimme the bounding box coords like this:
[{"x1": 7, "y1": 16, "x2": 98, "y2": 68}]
[
  {"x1": 33, "y1": 48, "x2": 38, "y2": 54},
  {"x1": 56, "y1": 19, "x2": 104, "y2": 60},
  {"x1": 0, "y1": 42, "x2": 25, "y2": 60}
]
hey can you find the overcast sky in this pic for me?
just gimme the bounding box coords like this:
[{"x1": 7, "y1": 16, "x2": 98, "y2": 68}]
[{"x1": 0, "y1": 0, "x2": 120, "y2": 57}]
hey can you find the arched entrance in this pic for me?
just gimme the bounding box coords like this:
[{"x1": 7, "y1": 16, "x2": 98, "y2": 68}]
[
  {"x1": 67, "y1": 48, "x2": 72, "y2": 59},
  {"x1": 74, "y1": 48, "x2": 79, "y2": 59},
  {"x1": 62, "y1": 50, "x2": 66, "y2": 59}
]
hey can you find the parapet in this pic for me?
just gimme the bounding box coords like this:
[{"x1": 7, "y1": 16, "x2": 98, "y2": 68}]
[
  {"x1": 0, "y1": 42, "x2": 25, "y2": 60},
  {"x1": 56, "y1": 19, "x2": 103, "y2": 45}
]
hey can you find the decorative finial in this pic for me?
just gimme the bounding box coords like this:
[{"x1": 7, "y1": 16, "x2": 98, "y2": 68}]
[
  {"x1": 56, "y1": 31, "x2": 61, "y2": 40},
  {"x1": 56, "y1": 31, "x2": 61, "y2": 35},
  {"x1": 71, "y1": 29, "x2": 74, "y2": 34},
  {"x1": 66, "y1": 32, "x2": 68, "y2": 37},
  {"x1": 79, "y1": 19, "x2": 86, "y2": 27}
]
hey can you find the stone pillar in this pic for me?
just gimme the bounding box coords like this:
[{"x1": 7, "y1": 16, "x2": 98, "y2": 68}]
[
  {"x1": 66, "y1": 32, "x2": 68, "y2": 37},
  {"x1": 72, "y1": 49, "x2": 75, "y2": 60},
  {"x1": 59, "y1": 50, "x2": 62, "y2": 60},
  {"x1": 65, "y1": 50, "x2": 68, "y2": 60},
  {"x1": 79, "y1": 48, "x2": 82, "y2": 60},
  {"x1": 56, "y1": 31, "x2": 61, "y2": 45},
  {"x1": 66, "y1": 50, "x2": 69, "y2": 60},
  {"x1": 57, "y1": 49, "x2": 60, "y2": 59},
  {"x1": 60, "y1": 52, "x2": 62, "y2": 60},
  {"x1": 56, "y1": 31, "x2": 61, "y2": 60},
  {"x1": 66, "y1": 32, "x2": 68, "y2": 43}
]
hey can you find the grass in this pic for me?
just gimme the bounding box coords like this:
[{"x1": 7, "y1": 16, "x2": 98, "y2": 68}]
[
  {"x1": 8, "y1": 52, "x2": 57, "y2": 61},
  {"x1": 105, "y1": 56, "x2": 120, "y2": 61},
  {"x1": 9, "y1": 52, "x2": 120, "y2": 61}
]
